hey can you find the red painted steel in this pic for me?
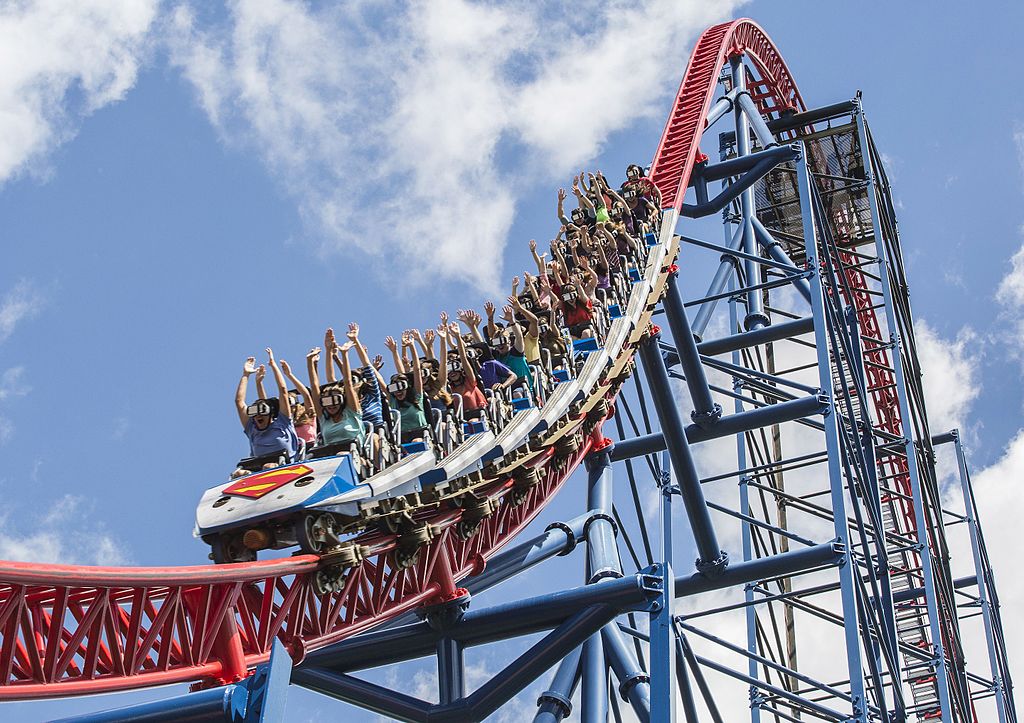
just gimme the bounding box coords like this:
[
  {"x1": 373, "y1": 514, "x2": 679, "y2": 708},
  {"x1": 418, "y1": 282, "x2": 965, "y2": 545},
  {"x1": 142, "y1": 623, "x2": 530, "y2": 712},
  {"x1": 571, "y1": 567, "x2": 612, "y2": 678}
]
[{"x1": 648, "y1": 19, "x2": 803, "y2": 212}]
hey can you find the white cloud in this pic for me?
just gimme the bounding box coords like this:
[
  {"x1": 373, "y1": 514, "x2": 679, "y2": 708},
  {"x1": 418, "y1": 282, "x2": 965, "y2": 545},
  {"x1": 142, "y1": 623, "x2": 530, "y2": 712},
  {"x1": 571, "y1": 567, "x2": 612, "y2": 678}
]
[
  {"x1": 0, "y1": 0, "x2": 158, "y2": 183},
  {"x1": 0, "y1": 280, "x2": 46, "y2": 344},
  {"x1": 167, "y1": 0, "x2": 743, "y2": 291},
  {"x1": 914, "y1": 318, "x2": 980, "y2": 437},
  {"x1": 0, "y1": 494, "x2": 128, "y2": 565}
]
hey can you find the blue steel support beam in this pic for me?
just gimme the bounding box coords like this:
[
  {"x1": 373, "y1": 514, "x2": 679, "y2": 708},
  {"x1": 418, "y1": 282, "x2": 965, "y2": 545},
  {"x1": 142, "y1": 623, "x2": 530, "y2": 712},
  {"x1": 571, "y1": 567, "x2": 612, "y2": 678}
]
[
  {"x1": 437, "y1": 636, "x2": 465, "y2": 705},
  {"x1": 297, "y1": 605, "x2": 622, "y2": 723},
  {"x1": 731, "y1": 55, "x2": 769, "y2": 331},
  {"x1": 582, "y1": 448, "x2": 651, "y2": 722},
  {"x1": 952, "y1": 431, "x2": 1011, "y2": 723},
  {"x1": 61, "y1": 640, "x2": 293, "y2": 723},
  {"x1": 638, "y1": 331, "x2": 727, "y2": 576},
  {"x1": 853, "y1": 103, "x2": 955, "y2": 721},
  {"x1": 582, "y1": 633, "x2": 609, "y2": 723},
  {"x1": 674, "y1": 542, "x2": 842, "y2": 598},
  {"x1": 797, "y1": 146, "x2": 868, "y2": 722},
  {"x1": 463, "y1": 511, "x2": 593, "y2": 596},
  {"x1": 602, "y1": 624, "x2": 652, "y2": 722},
  {"x1": 56, "y1": 686, "x2": 248, "y2": 723},
  {"x1": 696, "y1": 316, "x2": 815, "y2": 359},
  {"x1": 610, "y1": 394, "x2": 827, "y2": 462},
  {"x1": 691, "y1": 223, "x2": 742, "y2": 341},
  {"x1": 752, "y1": 217, "x2": 812, "y2": 303},
  {"x1": 734, "y1": 90, "x2": 779, "y2": 149},
  {"x1": 581, "y1": 450, "x2": 613, "y2": 721},
  {"x1": 302, "y1": 571, "x2": 661, "y2": 673},
  {"x1": 730, "y1": 282, "x2": 760, "y2": 723},
  {"x1": 535, "y1": 646, "x2": 583, "y2": 723},
  {"x1": 663, "y1": 270, "x2": 721, "y2": 426},
  {"x1": 649, "y1": 451, "x2": 675, "y2": 723},
  {"x1": 679, "y1": 152, "x2": 798, "y2": 220}
]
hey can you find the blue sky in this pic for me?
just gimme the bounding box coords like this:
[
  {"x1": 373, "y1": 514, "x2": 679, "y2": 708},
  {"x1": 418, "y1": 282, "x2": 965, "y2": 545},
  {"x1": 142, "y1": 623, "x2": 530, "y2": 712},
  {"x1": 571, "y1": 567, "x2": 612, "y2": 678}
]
[{"x1": 1, "y1": 0, "x2": 1022, "y2": 720}]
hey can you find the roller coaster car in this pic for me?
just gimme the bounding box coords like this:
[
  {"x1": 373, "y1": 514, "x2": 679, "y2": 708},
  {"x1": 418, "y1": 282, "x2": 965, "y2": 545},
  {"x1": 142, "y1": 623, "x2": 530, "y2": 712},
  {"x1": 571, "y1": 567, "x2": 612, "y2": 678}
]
[{"x1": 195, "y1": 453, "x2": 367, "y2": 564}]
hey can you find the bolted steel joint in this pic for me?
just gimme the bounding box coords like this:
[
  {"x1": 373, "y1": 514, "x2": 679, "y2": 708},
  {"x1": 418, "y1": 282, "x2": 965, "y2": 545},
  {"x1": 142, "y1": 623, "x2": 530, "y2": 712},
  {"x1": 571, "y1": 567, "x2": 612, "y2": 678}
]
[
  {"x1": 617, "y1": 671, "x2": 651, "y2": 701},
  {"x1": 537, "y1": 690, "x2": 572, "y2": 717},
  {"x1": 690, "y1": 403, "x2": 723, "y2": 429},
  {"x1": 695, "y1": 550, "x2": 730, "y2": 579}
]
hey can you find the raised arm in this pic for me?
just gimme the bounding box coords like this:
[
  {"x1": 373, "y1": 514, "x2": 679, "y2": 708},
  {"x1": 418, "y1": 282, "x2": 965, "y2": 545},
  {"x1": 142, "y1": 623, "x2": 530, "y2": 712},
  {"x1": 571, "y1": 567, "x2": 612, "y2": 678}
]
[
  {"x1": 573, "y1": 176, "x2": 595, "y2": 213},
  {"x1": 335, "y1": 341, "x2": 362, "y2": 413},
  {"x1": 306, "y1": 346, "x2": 322, "y2": 398},
  {"x1": 578, "y1": 256, "x2": 599, "y2": 298},
  {"x1": 348, "y1": 322, "x2": 385, "y2": 388},
  {"x1": 235, "y1": 356, "x2": 256, "y2": 428},
  {"x1": 254, "y1": 363, "x2": 268, "y2": 401},
  {"x1": 281, "y1": 359, "x2": 314, "y2": 414},
  {"x1": 527, "y1": 239, "x2": 547, "y2": 278},
  {"x1": 384, "y1": 335, "x2": 405, "y2": 374},
  {"x1": 403, "y1": 334, "x2": 424, "y2": 396},
  {"x1": 457, "y1": 309, "x2": 484, "y2": 343},
  {"x1": 483, "y1": 300, "x2": 498, "y2": 342},
  {"x1": 324, "y1": 328, "x2": 338, "y2": 384},
  {"x1": 435, "y1": 316, "x2": 448, "y2": 388},
  {"x1": 266, "y1": 348, "x2": 292, "y2": 418},
  {"x1": 556, "y1": 188, "x2": 570, "y2": 226},
  {"x1": 451, "y1": 322, "x2": 477, "y2": 385},
  {"x1": 411, "y1": 328, "x2": 434, "y2": 360},
  {"x1": 501, "y1": 304, "x2": 525, "y2": 354},
  {"x1": 509, "y1": 294, "x2": 540, "y2": 338}
]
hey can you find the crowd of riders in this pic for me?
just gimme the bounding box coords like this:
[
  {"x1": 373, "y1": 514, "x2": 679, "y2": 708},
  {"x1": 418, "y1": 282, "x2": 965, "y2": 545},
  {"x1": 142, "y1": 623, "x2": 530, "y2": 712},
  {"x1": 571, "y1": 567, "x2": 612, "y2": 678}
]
[{"x1": 232, "y1": 166, "x2": 662, "y2": 477}]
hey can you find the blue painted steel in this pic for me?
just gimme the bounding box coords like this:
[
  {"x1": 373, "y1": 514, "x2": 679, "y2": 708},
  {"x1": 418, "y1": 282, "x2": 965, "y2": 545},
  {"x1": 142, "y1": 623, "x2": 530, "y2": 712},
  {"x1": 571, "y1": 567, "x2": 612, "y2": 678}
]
[
  {"x1": 584, "y1": 451, "x2": 621, "y2": 583},
  {"x1": 535, "y1": 646, "x2": 582, "y2": 723},
  {"x1": 734, "y1": 90, "x2": 778, "y2": 149},
  {"x1": 729, "y1": 284, "x2": 761, "y2": 723},
  {"x1": 437, "y1": 636, "x2": 465, "y2": 705},
  {"x1": 695, "y1": 316, "x2": 814, "y2": 357},
  {"x1": 649, "y1": 453, "x2": 675, "y2": 723},
  {"x1": 53, "y1": 686, "x2": 247, "y2": 723},
  {"x1": 663, "y1": 271, "x2": 721, "y2": 426},
  {"x1": 679, "y1": 151, "x2": 799, "y2": 220},
  {"x1": 248, "y1": 639, "x2": 292, "y2": 723},
  {"x1": 59, "y1": 640, "x2": 292, "y2": 723},
  {"x1": 673, "y1": 542, "x2": 841, "y2": 598},
  {"x1": 730, "y1": 56, "x2": 768, "y2": 331},
  {"x1": 751, "y1": 217, "x2": 812, "y2": 303},
  {"x1": 464, "y1": 512, "x2": 592, "y2": 595},
  {"x1": 796, "y1": 145, "x2": 868, "y2": 722},
  {"x1": 637, "y1": 331, "x2": 726, "y2": 574},
  {"x1": 301, "y1": 571, "x2": 661, "y2": 672},
  {"x1": 602, "y1": 623, "x2": 652, "y2": 722},
  {"x1": 581, "y1": 634, "x2": 608, "y2": 723},
  {"x1": 952, "y1": 431, "x2": 1011, "y2": 723},
  {"x1": 297, "y1": 605, "x2": 621, "y2": 723},
  {"x1": 854, "y1": 104, "x2": 954, "y2": 721},
  {"x1": 610, "y1": 394, "x2": 827, "y2": 462},
  {"x1": 692, "y1": 223, "x2": 742, "y2": 340}
]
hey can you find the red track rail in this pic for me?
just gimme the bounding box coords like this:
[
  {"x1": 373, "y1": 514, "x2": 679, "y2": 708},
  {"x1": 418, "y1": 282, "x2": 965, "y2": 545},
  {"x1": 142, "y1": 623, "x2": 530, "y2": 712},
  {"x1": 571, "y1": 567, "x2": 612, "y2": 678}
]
[{"x1": 0, "y1": 18, "x2": 830, "y2": 700}]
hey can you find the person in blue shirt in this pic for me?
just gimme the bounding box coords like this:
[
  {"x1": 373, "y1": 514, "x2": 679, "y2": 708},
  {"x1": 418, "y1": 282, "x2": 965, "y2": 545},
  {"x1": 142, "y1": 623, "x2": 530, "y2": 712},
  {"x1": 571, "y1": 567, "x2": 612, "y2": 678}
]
[{"x1": 232, "y1": 348, "x2": 299, "y2": 477}]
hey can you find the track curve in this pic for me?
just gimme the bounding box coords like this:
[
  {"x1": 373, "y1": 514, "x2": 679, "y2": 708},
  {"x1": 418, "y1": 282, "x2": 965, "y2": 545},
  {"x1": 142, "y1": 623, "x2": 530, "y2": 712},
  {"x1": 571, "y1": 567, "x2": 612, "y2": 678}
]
[{"x1": 0, "y1": 18, "x2": 871, "y2": 701}]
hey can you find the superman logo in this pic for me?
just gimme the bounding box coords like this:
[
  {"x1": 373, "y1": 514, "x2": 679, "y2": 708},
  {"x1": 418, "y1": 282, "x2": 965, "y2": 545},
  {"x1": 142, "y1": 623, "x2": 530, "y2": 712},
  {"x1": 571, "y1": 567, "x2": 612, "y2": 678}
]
[{"x1": 223, "y1": 464, "x2": 315, "y2": 499}]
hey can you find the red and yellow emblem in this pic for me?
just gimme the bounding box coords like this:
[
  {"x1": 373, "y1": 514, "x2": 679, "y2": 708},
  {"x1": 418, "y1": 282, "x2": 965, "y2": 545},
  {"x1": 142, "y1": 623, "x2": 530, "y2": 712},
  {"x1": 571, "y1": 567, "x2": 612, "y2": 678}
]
[{"x1": 223, "y1": 464, "x2": 315, "y2": 499}]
